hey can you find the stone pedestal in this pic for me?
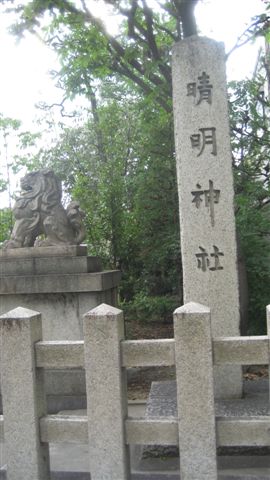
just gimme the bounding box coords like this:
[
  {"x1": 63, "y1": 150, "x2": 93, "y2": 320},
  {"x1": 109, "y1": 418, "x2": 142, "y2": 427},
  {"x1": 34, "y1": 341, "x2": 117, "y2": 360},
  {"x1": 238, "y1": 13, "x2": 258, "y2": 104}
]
[{"x1": 0, "y1": 245, "x2": 121, "y2": 411}]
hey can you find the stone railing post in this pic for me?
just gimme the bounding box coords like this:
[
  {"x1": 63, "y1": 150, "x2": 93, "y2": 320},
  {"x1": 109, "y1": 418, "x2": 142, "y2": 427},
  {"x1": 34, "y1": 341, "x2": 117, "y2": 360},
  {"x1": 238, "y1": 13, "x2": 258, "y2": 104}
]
[
  {"x1": 267, "y1": 304, "x2": 270, "y2": 403},
  {"x1": 83, "y1": 303, "x2": 130, "y2": 480},
  {"x1": 174, "y1": 302, "x2": 217, "y2": 479},
  {"x1": 0, "y1": 307, "x2": 50, "y2": 480}
]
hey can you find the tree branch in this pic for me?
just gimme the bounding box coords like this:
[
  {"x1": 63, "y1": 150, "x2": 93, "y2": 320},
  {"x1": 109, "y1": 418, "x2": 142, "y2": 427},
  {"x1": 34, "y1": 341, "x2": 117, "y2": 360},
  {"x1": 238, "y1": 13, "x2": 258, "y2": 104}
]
[{"x1": 226, "y1": 16, "x2": 270, "y2": 59}]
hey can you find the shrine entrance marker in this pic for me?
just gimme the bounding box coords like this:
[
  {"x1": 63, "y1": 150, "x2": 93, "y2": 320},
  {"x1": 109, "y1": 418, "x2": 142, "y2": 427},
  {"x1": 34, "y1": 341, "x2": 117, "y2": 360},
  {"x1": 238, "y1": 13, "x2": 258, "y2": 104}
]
[{"x1": 172, "y1": 36, "x2": 242, "y2": 398}]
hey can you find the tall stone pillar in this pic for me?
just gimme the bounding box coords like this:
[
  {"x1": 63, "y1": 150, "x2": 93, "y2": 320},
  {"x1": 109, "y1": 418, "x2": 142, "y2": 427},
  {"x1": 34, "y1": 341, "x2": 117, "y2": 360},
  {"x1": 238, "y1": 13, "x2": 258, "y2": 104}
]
[{"x1": 172, "y1": 36, "x2": 242, "y2": 398}]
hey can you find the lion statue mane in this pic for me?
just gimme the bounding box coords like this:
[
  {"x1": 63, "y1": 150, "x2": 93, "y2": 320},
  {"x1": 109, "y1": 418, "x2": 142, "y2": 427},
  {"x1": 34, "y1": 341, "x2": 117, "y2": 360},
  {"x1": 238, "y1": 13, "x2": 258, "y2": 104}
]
[{"x1": 3, "y1": 169, "x2": 86, "y2": 249}]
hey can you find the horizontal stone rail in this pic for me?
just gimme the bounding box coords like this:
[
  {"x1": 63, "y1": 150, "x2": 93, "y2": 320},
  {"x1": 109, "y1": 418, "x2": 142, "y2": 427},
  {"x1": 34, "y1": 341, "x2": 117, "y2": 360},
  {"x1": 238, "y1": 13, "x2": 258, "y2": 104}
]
[
  {"x1": 1, "y1": 413, "x2": 269, "y2": 449},
  {"x1": 35, "y1": 335, "x2": 269, "y2": 369},
  {"x1": 121, "y1": 338, "x2": 175, "y2": 366},
  {"x1": 39, "y1": 415, "x2": 179, "y2": 445},
  {"x1": 217, "y1": 416, "x2": 270, "y2": 447},
  {"x1": 35, "y1": 340, "x2": 84, "y2": 368},
  {"x1": 126, "y1": 416, "x2": 270, "y2": 447},
  {"x1": 123, "y1": 336, "x2": 270, "y2": 367},
  {"x1": 213, "y1": 335, "x2": 269, "y2": 365},
  {"x1": 40, "y1": 415, "x2": 88, "y2": 443}
]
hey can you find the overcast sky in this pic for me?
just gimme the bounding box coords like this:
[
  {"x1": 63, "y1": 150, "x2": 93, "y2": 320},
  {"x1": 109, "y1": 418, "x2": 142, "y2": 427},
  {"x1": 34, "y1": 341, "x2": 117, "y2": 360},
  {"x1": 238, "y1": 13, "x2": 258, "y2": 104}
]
[{"x1": 0, "y1": 0, "x2": 266, "y2": 126}]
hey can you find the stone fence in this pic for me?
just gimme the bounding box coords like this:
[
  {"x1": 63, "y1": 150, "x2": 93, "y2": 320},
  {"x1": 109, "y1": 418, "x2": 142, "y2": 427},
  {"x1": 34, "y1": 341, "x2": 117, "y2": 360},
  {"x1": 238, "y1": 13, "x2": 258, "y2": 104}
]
[{"x1": 0, "y1": 302, "x2": 269, "y2": 479}]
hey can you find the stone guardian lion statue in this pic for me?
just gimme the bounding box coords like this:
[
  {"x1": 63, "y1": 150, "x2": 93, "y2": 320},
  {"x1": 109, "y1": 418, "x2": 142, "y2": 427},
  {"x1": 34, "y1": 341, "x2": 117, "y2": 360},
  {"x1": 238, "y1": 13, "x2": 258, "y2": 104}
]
[{"x1": 3, "y1": 169, "x2": 86, "y2": 249}]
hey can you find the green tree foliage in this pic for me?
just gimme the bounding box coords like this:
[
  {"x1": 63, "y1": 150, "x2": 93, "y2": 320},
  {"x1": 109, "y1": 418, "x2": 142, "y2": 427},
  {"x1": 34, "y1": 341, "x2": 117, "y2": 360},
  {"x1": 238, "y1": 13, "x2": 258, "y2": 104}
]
[
  {"x1": 229, "y1": 77, "x2": 270, "y2": 333},
  {"x1": 3, "y1": 0, "x2": 200, "y2": 111},
  {"x1": 0, "y1": 208, "x2": 13, "y2": 244},
  {"x1": 20, "y1": 83, "x2": 181, "y2": 303},
  {"x1": 0, "y1": 115, "x2": 21, "y2": 206}
]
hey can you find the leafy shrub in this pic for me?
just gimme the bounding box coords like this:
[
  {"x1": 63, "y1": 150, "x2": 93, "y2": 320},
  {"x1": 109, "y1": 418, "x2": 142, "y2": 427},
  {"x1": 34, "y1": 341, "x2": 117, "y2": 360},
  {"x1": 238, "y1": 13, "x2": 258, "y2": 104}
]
[{"x1": 122, "y1": 292, "x2": 182, "y2": 324}]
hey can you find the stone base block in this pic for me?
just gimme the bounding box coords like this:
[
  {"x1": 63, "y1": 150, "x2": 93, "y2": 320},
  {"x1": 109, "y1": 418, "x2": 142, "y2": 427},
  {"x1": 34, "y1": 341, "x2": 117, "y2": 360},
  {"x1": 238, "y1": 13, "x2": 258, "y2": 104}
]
[
  {"x1": 139, "y1": 378, "x2": 269, "y2": 463},
  {"x1": 0, "y1": 247, "x2": 121, "y2": 413},
  {"x1": 0, "y1": 288, "x2": 118, "y2": 340},
  {"x1": 0, "y1": 255, "x2": 102, "y2": 276}
]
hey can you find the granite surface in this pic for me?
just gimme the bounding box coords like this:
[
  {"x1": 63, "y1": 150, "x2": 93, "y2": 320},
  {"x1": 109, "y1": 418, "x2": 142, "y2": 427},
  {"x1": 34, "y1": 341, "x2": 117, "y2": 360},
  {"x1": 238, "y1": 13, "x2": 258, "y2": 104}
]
[
  {"x1": 145, "y1": 380, "x2": 269, "y2": 419},
  {"x1": 172, "y1": 36, "x2": 242, "y2": 398}
]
